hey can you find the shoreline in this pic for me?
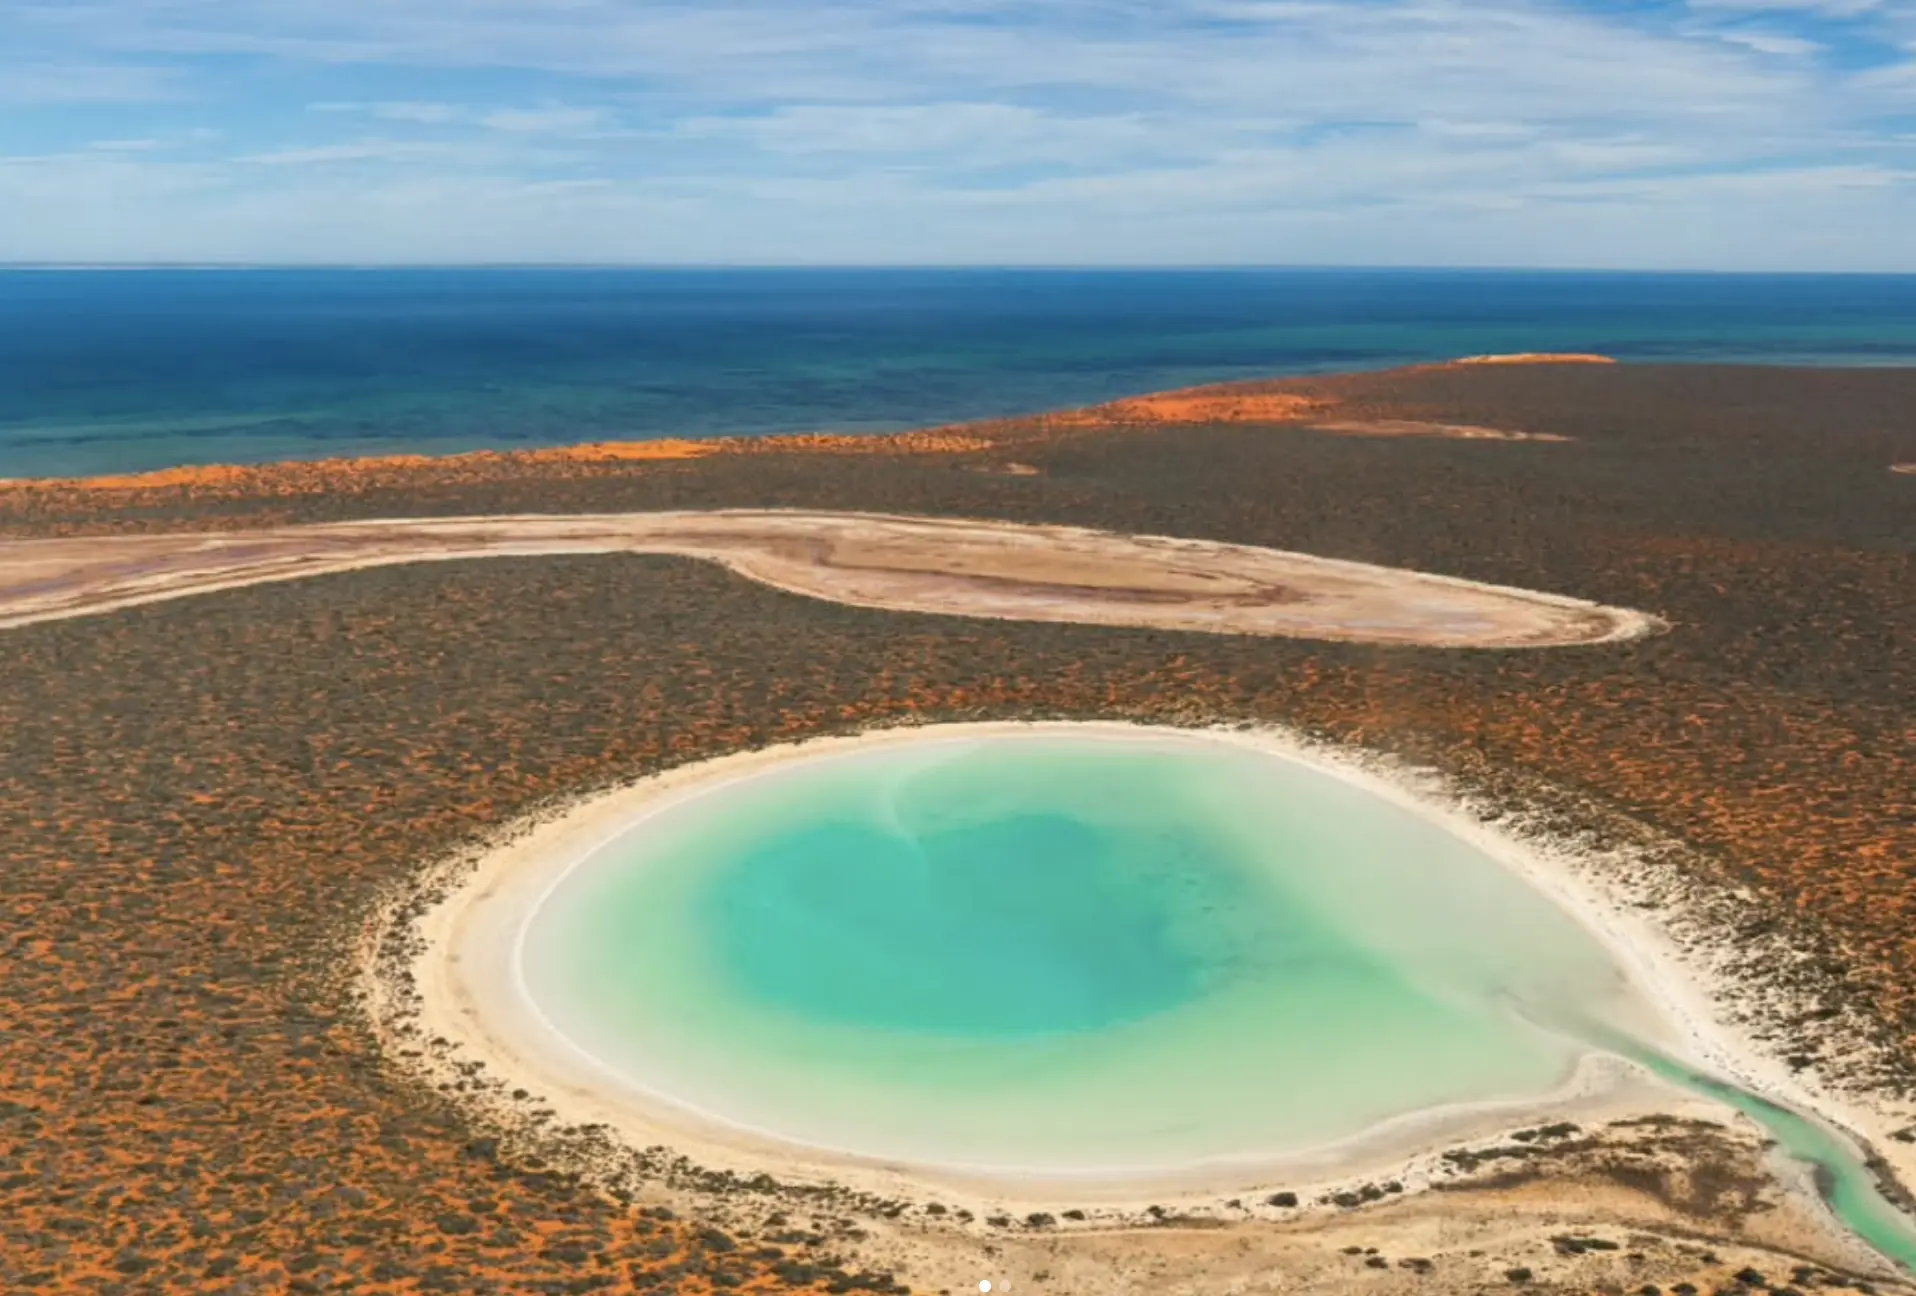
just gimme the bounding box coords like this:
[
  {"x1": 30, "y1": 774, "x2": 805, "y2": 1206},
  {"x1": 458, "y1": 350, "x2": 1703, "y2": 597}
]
[
  {"x1": 0, "y1": 353, "x2": 1620, "y2": 495},
  {"x1": 369, "y1": 719, "x2": 1913, "y2": 1263}
]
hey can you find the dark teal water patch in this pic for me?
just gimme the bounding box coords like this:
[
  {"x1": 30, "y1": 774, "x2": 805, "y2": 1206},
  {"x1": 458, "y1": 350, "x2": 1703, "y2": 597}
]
[
  {"x1": 701, "y1": 811, "x2": 1229, "y2": 1036},
  {"x1": 682, "y1": 740, "x2": 1381, "y2": 1040}
]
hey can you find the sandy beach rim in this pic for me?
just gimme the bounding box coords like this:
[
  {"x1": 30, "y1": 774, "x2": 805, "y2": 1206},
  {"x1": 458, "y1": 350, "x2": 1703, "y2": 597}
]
[{"x1": 381, "y1": 718, "x2": 1904, "y2": 1212}]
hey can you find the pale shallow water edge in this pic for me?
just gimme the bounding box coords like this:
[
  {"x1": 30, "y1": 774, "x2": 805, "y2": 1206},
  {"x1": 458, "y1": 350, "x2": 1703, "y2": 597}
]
[{"x1": 371, "y1": 720, "x2": 1916, "y2": 1275}]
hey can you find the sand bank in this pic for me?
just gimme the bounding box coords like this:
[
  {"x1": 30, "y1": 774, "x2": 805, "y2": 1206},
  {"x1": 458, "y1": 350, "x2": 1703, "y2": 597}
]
[
  {"x1": 1309, "y1": 419, "x2": 1574, "y2": 442},
  {"x1": 1448, "y1": 353, "x2": 1618, "y2": 366},
  {"x1": 373, "y1": 720, "x2": 1910, "y2": 1250},
  {"x1": 0, "y1": 509, "x2": 1665, "y2": 647}
]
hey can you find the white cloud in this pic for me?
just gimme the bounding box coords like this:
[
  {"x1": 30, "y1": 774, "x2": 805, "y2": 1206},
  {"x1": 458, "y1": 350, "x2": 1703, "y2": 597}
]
[
  {"x1": 479, "y1": 105, "x2": 612, "y2": 133},
  {"x1": 1, "y1": 144, "x2": 1912, "y2": 269},
  {"x1": 309, "y1": 100, "x2": 463, "y2": 122},
  {"x1": 673, "y1": 102, "x2": 1179, "y2": 170},
  {"x1": 0, "y1": 61, "x2": 176, "y2": 103},
  {"x1": 239, "y1": 139, "x2": 458, "y2": 165},
  {"x1": 1, "y1": 0, "x2": 1913, "y2": 265},
  {"x1": 1688, "y1": 0, "x2": 1887, "y2": 16},
  {"x1": 1854, "y1": 56, "x2": 1916, "y2": 90},
  {"x1": 1718, "y1": 30, "x2": 1826, "y2": 53},
  {"x1": 372, "y1": 101, "x2": 463, "y2": 124}
]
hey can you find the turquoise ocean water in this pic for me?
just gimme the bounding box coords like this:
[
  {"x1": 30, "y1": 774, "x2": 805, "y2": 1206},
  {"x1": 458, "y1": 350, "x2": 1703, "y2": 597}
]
[
  {"x1": 521, "y1": 732, "x2": 1916, "y2": 1271},
  {"x1": 4, "y1": 267, "x2": 1916, "y2": 478}
]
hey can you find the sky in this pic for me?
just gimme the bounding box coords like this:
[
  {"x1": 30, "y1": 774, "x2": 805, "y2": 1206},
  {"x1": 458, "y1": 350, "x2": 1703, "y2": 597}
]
[{"x1": 2, "y1": 0, "x2": 1914, "y2": 268}]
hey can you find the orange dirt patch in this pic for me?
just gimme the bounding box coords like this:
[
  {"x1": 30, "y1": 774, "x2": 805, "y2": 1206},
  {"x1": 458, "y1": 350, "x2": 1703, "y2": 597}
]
[
  {"x1": 0, "y1": 430, "x2": 990, "y2": 500},
  {"x1": 522, "y1": 439, "x2": 717, "y2": 464},
  {"x1": 1058, "y1": 389, "x2": 1328, "y2": 426},
  {"x1": 27, "y1": 441, "x2": 719, "y2": 496},
  {"x1": 76, "y1": 462, "x2": 278, "y2": 491},
  {"x1": 740, "y1": 431, "x2": 998, "y2": 454},
  {"x1": 1892, "y1": 463, "x2": 1915, "y2": 475}
]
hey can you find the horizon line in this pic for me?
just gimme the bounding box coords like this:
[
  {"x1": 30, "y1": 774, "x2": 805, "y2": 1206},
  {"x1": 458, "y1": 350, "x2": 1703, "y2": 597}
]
[{"x1": 6, "y1": 261, "x2": 1916, "y2": 278}]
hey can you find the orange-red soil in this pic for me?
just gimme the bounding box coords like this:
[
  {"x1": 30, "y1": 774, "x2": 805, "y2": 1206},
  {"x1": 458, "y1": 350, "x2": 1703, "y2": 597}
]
[{"x1": 1, "y1": 358, "x2": 1911, "y2": 1295}]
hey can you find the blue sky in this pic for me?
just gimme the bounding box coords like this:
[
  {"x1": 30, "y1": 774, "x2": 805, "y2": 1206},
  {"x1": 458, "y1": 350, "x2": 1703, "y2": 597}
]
[{"x1": 2, "y1": 0, "x2": 1914, "y2": 267}]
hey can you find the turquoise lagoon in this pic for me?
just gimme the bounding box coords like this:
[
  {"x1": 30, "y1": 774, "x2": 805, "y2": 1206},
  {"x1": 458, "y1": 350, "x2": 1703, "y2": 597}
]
[
  {"x1": 520, "y1": 731, "x2": 1637, "y2": 1172},
  {"x1": 517, "y1": 729, "x2": 1916, "y2": 1271}
]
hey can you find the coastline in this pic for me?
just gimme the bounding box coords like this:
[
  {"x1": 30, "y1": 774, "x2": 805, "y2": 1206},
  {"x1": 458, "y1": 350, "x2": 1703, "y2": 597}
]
[
  {"x1": 0, "y1": 353, "x2": 1618, "y2": 498},
  {"x1": 369, "y1": 719, "x2": 1913, "y2": 1266}
]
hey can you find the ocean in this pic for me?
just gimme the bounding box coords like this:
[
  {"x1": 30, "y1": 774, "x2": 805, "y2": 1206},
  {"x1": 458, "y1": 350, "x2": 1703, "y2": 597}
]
[{"x1": 4, "y1": 267, "x2": 1916, "y2": 479}]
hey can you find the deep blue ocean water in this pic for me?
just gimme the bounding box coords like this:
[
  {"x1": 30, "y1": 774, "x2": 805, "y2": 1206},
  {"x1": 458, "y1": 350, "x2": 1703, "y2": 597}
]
[{"x1": 3, "y1": 267, "x2": 1915, "y2": 478}]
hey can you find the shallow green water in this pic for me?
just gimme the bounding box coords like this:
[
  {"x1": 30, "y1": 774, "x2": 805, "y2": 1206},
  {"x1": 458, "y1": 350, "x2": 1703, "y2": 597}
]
[
  {"x1": 519, "y1": 731, "x2": 1916, "y2": 1272},
  {"x1": 1625, "y1": 1041, "x2": 1916, "y2": 1273}
]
